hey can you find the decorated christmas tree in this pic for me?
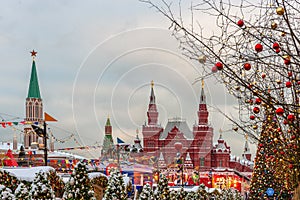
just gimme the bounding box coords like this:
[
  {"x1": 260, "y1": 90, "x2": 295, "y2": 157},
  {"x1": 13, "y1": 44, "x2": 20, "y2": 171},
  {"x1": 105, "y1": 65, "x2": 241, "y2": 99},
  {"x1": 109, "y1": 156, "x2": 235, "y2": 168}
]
[
  {"x1": 48, "y1": 170, "x2": 65, "y2": 198},
  {"x1": 14, "y1": 182, "x2": 30, "y2": 200},
  {"x1": 0, "y1": 185, "x2": 15, "y2": 200},
  {"x1": 138, "y1": 183, "x2": 154, "y2": 200},
  {"x1": 249, "y1": 111, "x2": 294, "y2": 199},
  {"x1": 176, "y1": 188, "x2": 187, "y2": 199},
  {"x1": 63, "y1": 160, "x2": 95, "y2": 200},
  {"x1": 30, "y1": 171, "x2": 55, "y2": 200},
  {"x1": 0, "y1": 170, "x2": 19, "y2": 191},
  {"x1": 154, "y1": 174, "x2": 170, "y2": 200},
  {"x1": 103, "y1": 168, "x2": 127, "y2": 200}
]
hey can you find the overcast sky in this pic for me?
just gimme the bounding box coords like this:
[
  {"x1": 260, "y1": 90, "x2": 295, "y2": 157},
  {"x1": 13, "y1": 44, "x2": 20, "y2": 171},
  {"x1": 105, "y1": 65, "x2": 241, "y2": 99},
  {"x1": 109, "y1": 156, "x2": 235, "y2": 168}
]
[{"x1": 0, "y1": 0, "x2": 256, "y2": 158}]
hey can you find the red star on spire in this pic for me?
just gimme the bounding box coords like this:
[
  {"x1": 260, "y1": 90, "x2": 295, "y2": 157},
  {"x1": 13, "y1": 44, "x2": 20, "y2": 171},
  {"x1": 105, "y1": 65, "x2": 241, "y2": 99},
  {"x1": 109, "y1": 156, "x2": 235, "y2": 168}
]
[{"x1": 30, "y1": 50, "x2": 37, "y2": 57}]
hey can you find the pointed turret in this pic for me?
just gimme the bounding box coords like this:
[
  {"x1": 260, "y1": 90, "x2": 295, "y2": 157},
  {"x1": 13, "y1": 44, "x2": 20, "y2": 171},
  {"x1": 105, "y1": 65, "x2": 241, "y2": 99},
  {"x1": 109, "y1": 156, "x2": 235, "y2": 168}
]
[
  {"x1": 101, "y1": 116, "x2": 114, "y2": 158},
  {"x1": 150, "y1": 80, "x2": 155, "y2": 104},
  {"x1": 133, "y1": 129, "x2": 143, "y2": 151},
  {"x1": 27, "y1": 60, "x2": 41, "y2": 99},
  {"x1": 242, "y1": 134, "x2": 251, "y2": 161},
  {"x1": 105, "y1": 116, "x2": 112, "y2": 135},
  {"x1": 198, "y1": 79, "x2": 208, "y2": 125},
  {"x1": 184, "y1": 152, "x2": 194, "y2": 169},
  {"x1": 147, "y1": 81, "x2": 159, "y2": 126}
]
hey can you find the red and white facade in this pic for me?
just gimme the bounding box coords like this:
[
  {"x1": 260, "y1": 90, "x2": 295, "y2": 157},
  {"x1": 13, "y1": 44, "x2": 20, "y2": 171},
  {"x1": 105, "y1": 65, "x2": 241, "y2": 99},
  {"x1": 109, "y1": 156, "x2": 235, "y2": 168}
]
[{"x1": 142, "y1": 81, "x2": 253, "y2": 190}]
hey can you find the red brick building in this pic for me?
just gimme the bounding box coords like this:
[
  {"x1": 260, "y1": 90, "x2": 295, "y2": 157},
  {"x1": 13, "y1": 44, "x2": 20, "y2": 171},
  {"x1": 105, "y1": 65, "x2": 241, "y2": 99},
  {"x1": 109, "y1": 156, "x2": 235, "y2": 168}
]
[{"x1": 142, "y1": 81, "x2": 253, "y2": 174}]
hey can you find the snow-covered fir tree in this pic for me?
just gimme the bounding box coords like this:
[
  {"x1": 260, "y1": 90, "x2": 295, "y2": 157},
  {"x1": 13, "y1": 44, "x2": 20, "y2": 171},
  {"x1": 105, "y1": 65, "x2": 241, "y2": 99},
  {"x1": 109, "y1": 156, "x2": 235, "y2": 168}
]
[
  {"x1": 103, "y1": 168, "x2": 127, "y2": 200},
  {"x1": 30, "y1": 171, "x2": 55, "y2": 200},
  {"x1": 0, "y1": 185, "x2": 15, "y2": 200},
  {"x1": 154, "y1": 174, "x2": 170, "y2": 200},
  {"x1": 138, "y1": 183, "x2": 154, "y2": 200},
  {"x1": 63, "y1": 160, "x2": 95, "y2": 200},
  {"x1": 169, "y1": 190, "x2": 177, "y2": 200},
  {"x1": 15, "y1": 182, "x2": 30, "y2": 200},
  {"x1": 220, "y1": 188, "x2": 242, "y2": 200},
  {"x1": 175, "y1": 188, "x2": 186, "y2": 200}
]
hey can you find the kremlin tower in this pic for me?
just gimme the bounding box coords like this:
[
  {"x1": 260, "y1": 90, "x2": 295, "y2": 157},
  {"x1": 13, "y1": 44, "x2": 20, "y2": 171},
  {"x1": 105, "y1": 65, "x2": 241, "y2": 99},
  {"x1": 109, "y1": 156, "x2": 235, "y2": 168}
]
[{"x1": 24, "y1": 51, "x2": 44, "y2": 149}]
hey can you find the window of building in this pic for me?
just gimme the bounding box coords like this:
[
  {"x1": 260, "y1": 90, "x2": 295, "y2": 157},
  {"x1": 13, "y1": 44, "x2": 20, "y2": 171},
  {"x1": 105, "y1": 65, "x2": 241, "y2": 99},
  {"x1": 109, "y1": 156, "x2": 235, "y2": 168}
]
[{"x1": 200, "y1": 157, "x2": 205, "y2": 167}]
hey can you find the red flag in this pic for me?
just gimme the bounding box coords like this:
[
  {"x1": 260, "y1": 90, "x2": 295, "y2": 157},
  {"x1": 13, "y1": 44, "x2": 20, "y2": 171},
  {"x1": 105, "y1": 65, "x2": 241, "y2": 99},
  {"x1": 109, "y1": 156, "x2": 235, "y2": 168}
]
[{"x1": 44, "y1": 112, "x2": 57, "y2": 122}]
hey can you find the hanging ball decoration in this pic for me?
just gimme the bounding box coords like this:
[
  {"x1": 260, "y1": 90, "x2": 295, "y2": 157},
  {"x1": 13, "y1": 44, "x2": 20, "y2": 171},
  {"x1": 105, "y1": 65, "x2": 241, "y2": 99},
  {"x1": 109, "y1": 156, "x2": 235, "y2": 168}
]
[
  {"x1": 287, "y1": 114, "x2": 295, "y2": 121},
  {"x1": 198, "y1": 55, "x2": 207, "y2": 64},
  {"x1": 255, "y1": 98, "x2": 262, "y2": 105},
  {"x1": 244, "y1": 63, "x2": 251, "y2": 70},
  {"x1": 276, "y1": 6, "x2": 285, "y2": 15},
  {"x1": 271, "y1": 22, "x2": 278, "y2": 29},
  {"x1": 284, "y1": 58, "x2": 291, "y2": 65},
  {"x1": 250, "y1": 115, "x2": 255, "y2": 120},
  {"x1": 286, "y1": 81, "x2": 292, "y2": 88},
  {"x1": 253, "y1": 125, "x2": 258, "y2": 129},
  {"x1": 289, "y1": 164, "x2": 293, "y2": 169},
  {"x1": 233, "y1": 126, "x2": 238, "y2": 131},
  {"x1": 261, "y1": 73, "x2": 266, "y2": 79},
  {"x1": 275, "y1": 48, "x2": 280, "y2": 53},
  {"x1": 273, "y1": 42, "x2": 280, "y2": 49},
  {"x1": 237, "y1": 19, "x2": 244, "y2": 27},
  {"x1": 215, "y1": 62, "x2": 223, "y2": 70},
  {"x1": 255, "y1": 43, "x2": 263, "y2": 52},
  {"x1": 283, "y1": 55, "x2": 291, "y2": 65},
  {"x1": 281, "y1": 32, "x2": 286, "y2": 37},
  {"x1": 253, "y1": 107, "x2": 260, "y2": 114},
  {"x1": 276, "y1": 79, "x2": 282, "y2": 84},
  {"x1": 211, "y1": 66, "x2": 218, "y2": 73},
  {"x1": 276, "y1": 107, "x2": 284, "y2": 115},
  {"x1": 288, "y1": 71, "x2": 292, "y2": 77}
]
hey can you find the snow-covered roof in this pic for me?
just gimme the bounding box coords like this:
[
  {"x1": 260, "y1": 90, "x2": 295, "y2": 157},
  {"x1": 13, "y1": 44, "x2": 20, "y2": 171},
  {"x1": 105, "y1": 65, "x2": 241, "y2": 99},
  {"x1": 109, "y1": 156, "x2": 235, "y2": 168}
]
[
  {"x1": 0, "y1": 166, "x2": 55, "y2": 182},
  {"x1": 160, "y1": 118, "x2": 193, "y2": 139},
  {"x1": 48, "y1": 151, "x2": 86, "y2": 159},
  {"x1": 88, "y1": 172, "x2": 107, "y2": 179},
  {"x1": 0, "y1": 142, "x2": 23, "y2": 151}
]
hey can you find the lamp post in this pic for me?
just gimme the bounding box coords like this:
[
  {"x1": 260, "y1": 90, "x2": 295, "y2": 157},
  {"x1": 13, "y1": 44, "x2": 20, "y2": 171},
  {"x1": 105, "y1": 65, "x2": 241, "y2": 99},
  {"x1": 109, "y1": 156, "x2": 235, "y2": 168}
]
[
  {"x1": 174, "y1": 142, "x2": 184, "y2": 188},
  {"x1": 31, "y1": 122, "x2": 48, "y2": 166}
]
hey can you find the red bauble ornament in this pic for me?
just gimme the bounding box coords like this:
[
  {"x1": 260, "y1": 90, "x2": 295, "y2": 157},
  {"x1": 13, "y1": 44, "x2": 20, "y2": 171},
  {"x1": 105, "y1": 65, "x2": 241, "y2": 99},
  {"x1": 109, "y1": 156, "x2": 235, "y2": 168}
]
[
  {"x1": 244, "y1": 63, "x2": 251, "y2": 70},
  {"x1": 280, "y1": 151, "x2": 285, "y2": 155},
  {"x1": 287, "y1": 114, "x2": 295, "y2": 121},
  {"x1": 286, "y1": 81, "x2": 292, "y2": 88},
  {"x1": 283, "y1": 120, "x2": 288, "y2": 125},
  {"x1": 255, "y1": 43, "x2": 263, "y2": 52},
  {"x1": 237, "y1": 19, "x2": 244, "y2": 27},
  {"x1": 215, "y1": 62, "x2": 223, "y2": 70},
  {"x1": 255, "y1": 98, "x2": 262, "y2": 105},
  {"x1": 259, "y1": 143, "x2": 263, "y2": 147},
  {"x1": 253, "y1": 107, "x2": 260, "y2": 114},
  {"x1": 276, "y1": 107, "x2": 284, "y2": 115},
  {"x1": 284, "y1": 58, "x2": 291, "y2": 65},
  {"x1": 261, "y1": 73, "x2": 266, "y2": 79},
  {"x1": 288, "y1": 71, "x2": 292, "y2": 77},
  {"x1": 275, "y1": 48, "x2": 281, "y2": 53},
  {"x1": 250, "y1": 115, "x2": 255, "y2": 120},
  {"x1": 272, "y1": 42, "x2": 280, "y2": 49},
  {"x1": 291, "y1": 135, "x2": 296, "y2": 140},
  {"x1": 289, "y1": 164, "x2": 293, "y2": 169},
  {"x1": 212, "y1": 66, "x2": 218, "y2": 73},
  {"x1": 273, "y1": 149, "x2": 277, "y2": 154}
]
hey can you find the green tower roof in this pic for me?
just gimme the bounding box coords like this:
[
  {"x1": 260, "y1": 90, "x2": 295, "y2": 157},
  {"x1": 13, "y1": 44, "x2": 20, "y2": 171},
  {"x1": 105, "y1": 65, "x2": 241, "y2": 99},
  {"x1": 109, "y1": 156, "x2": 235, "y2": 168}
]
[
  {"x1": 27, "y1": 60, "x2": 41, "y2": 99},
  {"x1": 105, "y1": 117, "x2": 111, "y2": 126}
]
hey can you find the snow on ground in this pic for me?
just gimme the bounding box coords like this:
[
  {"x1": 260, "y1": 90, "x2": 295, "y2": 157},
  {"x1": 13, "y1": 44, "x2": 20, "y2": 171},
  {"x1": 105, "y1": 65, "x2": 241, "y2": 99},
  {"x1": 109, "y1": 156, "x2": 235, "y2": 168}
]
[{"x1": 0, "y1": 166, "x2": 55, "y2": 182}]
